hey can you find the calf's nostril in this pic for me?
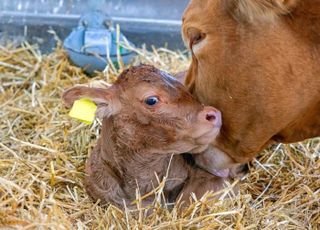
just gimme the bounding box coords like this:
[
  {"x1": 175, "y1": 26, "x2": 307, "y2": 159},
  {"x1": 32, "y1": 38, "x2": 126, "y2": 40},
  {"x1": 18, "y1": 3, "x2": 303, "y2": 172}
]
[{"x1": 206, "y1": 113, "x2": 216, "y2": 122}]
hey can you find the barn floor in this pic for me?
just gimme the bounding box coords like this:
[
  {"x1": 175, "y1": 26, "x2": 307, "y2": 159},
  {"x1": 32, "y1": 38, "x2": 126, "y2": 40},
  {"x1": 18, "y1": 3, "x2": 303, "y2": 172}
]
[{"x1": 0, "y1": 42, "x2": 319, "y2": 229}]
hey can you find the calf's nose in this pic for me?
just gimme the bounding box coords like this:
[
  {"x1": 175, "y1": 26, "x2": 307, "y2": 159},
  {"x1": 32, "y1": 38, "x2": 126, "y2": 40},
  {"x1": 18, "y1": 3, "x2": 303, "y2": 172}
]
[{"x1": 199, "y1": 107, "x2": 221, "y2": 127}]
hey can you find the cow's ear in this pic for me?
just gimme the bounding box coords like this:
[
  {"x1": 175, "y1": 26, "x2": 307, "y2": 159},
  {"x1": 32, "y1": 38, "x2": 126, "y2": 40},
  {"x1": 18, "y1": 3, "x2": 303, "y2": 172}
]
[
  {"x1": 225, "y1": 0, "x2": 300, "y2": 23},
  {"x1": 62, "y1": 86, "x2": 121, "y2": 119}
]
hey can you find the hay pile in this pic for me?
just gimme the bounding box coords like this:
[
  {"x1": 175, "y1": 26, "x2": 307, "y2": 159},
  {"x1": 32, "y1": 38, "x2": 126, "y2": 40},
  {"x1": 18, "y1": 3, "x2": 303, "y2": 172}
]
[{"x1": 0, "y1": 41, "x2": 319, "y2": 229}]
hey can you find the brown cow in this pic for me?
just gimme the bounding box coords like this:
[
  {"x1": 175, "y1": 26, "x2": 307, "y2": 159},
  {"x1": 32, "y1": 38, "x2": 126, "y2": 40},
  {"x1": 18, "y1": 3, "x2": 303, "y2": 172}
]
[
  {"x1": 62, "y1": 65, "x2": 235, "y2": 209},
  {"x1": 181, "y1": 0, "x2": 320, "y2": 175}
]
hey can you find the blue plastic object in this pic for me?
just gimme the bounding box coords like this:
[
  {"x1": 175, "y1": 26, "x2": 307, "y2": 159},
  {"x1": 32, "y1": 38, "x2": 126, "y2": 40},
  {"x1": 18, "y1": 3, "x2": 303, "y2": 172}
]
[{"x1": 63, "y1": 11, "x2": 136, "y2": 74}]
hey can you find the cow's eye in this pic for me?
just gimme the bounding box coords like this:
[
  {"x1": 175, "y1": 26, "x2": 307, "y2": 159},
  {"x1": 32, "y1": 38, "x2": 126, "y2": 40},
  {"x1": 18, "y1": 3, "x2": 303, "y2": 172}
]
[
  {"x1": 187, "y1": 27, "x2": 206, "y2": 48},
  {"x1": 144, "y1": 96, "x2": 159, "y2": 106}
]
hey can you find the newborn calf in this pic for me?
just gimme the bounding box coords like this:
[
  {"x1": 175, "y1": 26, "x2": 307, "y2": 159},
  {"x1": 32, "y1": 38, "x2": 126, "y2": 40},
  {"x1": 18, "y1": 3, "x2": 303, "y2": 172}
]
[{"x1": 63, "y1": 65, "x2": 232, "y2": 209}]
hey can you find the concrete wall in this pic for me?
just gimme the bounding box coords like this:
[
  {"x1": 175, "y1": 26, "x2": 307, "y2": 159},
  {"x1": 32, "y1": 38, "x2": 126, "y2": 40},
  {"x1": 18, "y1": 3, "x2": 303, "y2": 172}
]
[
  {"x1": 1, "y1": 0, "x2": 188, "y2": 24},
  {"x1": 0, "y1": 0, "x2": 189, "y2": 51}
]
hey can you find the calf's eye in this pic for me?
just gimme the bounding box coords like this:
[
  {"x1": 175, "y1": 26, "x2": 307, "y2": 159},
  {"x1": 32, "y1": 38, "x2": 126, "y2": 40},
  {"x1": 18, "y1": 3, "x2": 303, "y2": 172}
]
[{"x1": 144, "y1": 96, "x2": 159, "y2": 106}]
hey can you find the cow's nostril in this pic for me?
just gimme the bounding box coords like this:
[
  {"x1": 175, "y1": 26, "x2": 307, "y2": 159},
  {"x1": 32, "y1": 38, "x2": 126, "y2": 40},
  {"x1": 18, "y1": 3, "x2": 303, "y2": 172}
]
[{"x1": 206, "y1": 113, "x2": 216, "y2": 122}]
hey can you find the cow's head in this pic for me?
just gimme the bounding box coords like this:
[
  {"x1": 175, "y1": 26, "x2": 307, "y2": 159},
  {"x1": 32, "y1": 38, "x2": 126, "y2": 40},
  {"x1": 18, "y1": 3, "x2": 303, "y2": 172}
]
[
  {"x1": 182, "y1": 0, "x2": 300, "y2": 92},
  {"x1": 181, "y1": 0, "x2": 304, "y2": 170}
]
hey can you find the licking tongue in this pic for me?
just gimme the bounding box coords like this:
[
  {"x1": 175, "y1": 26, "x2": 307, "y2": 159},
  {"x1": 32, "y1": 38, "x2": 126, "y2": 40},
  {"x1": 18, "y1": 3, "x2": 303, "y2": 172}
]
[{"x1": 207, "y1": 168, "x2": 230, "y2": 178}]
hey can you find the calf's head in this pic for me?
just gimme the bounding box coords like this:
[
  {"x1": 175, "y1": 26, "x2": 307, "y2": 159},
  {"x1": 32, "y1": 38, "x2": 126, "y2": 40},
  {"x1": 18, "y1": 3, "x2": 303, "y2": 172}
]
[{"x1": 63, "y1": 65, "x2": 221, "y2": 154}]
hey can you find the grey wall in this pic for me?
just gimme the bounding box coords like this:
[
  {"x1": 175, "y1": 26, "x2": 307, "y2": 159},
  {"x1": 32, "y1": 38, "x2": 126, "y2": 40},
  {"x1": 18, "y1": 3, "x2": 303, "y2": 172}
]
[
  {"x1": 0, "y1": 0, "x2": 190, "y2": 51},
  {"x1": 1, "y1": 0, "x2": 188, "y2": 21}
]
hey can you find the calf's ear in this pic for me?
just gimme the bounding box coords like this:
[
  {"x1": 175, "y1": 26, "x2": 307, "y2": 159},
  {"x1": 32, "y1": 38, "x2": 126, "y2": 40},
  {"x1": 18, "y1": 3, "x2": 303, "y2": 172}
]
[
  {"x1": 62, "y1": 86, "x2": 120, "y2": 119},
  {"x1": 225, "y1": 0, "x2": 300, "y2": 23}
]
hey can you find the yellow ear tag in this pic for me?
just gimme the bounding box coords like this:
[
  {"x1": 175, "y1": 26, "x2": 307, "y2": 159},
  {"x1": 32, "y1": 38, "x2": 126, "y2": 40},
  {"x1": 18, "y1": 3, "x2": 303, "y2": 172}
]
[{"x1": 68, "y1": 98, "x2": 97, "y2": 125}]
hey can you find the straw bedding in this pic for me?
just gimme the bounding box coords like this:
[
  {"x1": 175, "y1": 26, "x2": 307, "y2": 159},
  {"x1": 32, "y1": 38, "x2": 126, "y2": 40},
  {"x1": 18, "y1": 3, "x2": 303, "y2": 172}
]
[{"x1": 0, "y1": 41, "x2": 319, "y2": 229}]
